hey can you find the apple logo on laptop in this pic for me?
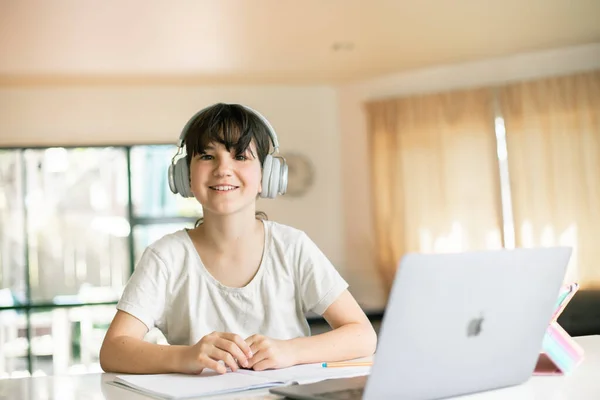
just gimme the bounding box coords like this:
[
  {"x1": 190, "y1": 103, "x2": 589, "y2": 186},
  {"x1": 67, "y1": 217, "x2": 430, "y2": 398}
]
[{"x1": 467, "y1": 315, "x2": 484, "y2": 337}]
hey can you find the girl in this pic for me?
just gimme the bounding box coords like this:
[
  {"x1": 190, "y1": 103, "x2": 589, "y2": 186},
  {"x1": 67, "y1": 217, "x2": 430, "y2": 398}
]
[{"x1": 99, "y1": 103, "x2": 377, "y2": 374}]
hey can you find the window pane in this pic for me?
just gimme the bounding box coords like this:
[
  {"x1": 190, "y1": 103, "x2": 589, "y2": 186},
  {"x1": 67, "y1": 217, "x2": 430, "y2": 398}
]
[
  {"x1": 130, "y1": 145, "x2": 202, "y2": 218},
  {"x1": 0, "y1": 150, "x2": 27, "y2": 304},
  {"x1": 28, "y1": 309, "x2": 54, "y2": 377},
  {"x1": 30, "y1": 305, "x2": 116, "y2": 376},
  {"x1": 133, "y1": 223, "x2": 194, "y2": 264},
  {"x1": 0, "y1": 309, "x2": 29, "y2": 379},
  {"x1": 23, "y1": 148, "x2": 130, "y2": 304}
]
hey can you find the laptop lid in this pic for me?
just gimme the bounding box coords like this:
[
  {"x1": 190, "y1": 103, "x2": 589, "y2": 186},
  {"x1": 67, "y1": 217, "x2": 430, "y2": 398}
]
[{"x1": 364, "y1": 247, "x2": 571, "y2": 400}]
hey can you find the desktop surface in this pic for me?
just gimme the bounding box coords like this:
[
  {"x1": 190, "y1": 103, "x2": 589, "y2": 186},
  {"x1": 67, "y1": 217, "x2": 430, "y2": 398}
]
[{"x1": 0, "y1": 335, "x2": 598, "y2": 400}]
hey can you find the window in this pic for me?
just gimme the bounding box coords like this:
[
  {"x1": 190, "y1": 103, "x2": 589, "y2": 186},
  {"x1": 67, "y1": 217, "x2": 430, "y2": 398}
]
[{"x1": 0, "y1": 145, "x2": 199, "y2": 378}]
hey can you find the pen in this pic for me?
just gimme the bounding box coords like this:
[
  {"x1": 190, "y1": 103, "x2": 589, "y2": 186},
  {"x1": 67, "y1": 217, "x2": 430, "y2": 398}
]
[{"x1": 322, "y1": 361, "x2": 373, "y2": 368}]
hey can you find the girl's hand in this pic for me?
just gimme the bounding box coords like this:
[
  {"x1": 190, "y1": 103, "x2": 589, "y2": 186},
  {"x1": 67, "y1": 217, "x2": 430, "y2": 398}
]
[
  {"x1": 179, "y1": 331, "x2": 253, "y2": 374},
  {"x1": 244, "y1": 334, "x2": 297, "y2": 371}
]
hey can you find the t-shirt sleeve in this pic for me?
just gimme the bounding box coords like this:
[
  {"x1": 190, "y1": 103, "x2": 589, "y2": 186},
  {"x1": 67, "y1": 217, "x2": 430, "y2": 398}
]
[
  {"x1": 296, "y1": 232, "x2": 349, "y2": 315},
  {"x1": 117, "y1": 247, "x2": 168, "y2": 331}
]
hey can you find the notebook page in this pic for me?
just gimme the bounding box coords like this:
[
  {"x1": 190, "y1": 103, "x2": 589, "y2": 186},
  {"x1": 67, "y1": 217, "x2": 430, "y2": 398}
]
[
  {"x1": 238, "y1": 362, "x2": 371, "y2": 385},
  {"x1": 113, "y1": 370, "x2": 284, "y2": 399}
]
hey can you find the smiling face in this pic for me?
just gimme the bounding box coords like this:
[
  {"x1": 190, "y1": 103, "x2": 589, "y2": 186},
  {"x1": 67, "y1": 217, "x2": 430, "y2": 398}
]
[
  {"x1": 189, "y1": 140, "x2": 262, "y2": 216},
  {"x1": 184, "y1": 103, "x2": 271, "y2": 217}
]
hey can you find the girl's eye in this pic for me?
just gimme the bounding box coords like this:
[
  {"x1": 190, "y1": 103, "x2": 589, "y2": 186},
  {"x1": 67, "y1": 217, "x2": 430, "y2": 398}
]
[
  {"x1": 199, "y1": 154, "x2": 213, "y2": 160},
  {"x1": 235, "y1": 155, "x2": 248, "y2": 161}
]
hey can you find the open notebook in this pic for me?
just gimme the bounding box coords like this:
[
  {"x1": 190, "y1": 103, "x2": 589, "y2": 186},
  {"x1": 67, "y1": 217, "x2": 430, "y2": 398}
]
[{"x1": 108, "y1": 362, "x2": 371, "y2": 399}]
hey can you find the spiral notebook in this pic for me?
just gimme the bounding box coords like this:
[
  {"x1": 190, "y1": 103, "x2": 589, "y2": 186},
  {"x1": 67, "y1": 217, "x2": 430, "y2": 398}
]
[{"x1": 108, "y1": 362, "x2": 371, "y2": 399}]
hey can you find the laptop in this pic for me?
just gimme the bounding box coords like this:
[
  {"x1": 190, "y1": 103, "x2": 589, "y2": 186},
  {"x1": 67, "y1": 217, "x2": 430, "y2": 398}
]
[{"x1": 271, "y1": 247, "x2": 572, "y2": 400}]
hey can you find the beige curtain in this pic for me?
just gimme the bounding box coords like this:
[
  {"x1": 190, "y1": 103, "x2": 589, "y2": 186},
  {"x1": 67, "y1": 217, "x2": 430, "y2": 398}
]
[
  {"x1": 500, "y1": 71, "x2": 600, "y2": 289},
  {"x1": 366, "y1": 89, "x2": 504, "y2": 296}
]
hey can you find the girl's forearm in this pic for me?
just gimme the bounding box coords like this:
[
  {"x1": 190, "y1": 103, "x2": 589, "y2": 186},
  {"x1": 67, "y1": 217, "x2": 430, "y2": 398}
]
[
  {"x1": 288, "y1": 322, "x2": 377, "y2": 365},
  {"x1": 99, "y1": 335, "x2": 187, "y2": 374}
]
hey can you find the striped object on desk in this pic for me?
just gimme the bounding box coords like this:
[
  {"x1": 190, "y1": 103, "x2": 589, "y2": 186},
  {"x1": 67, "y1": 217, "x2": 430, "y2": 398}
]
[{"x1": 538, "y1": 322, "x2": 585, "y2": 375}]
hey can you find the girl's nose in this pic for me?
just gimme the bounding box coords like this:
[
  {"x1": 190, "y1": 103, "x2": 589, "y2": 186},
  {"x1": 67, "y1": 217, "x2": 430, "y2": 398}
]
[{"x1": 213, "y1": 156, "x2": 233, "y2": 177}]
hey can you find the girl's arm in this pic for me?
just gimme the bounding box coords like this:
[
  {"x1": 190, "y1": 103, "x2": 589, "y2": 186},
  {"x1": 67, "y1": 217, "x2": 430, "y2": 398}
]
[
  {"x1": 100, "y1": 310, "x2": 253, "y2": 374},
  {"x1": 289, "y1": 289, "x2": 377, "y2": 363},
  {"x1": 246, "y1": 290, "x2": 377, "y2": 370},
  {"x1": 99, "y1": 310, "x2": 187, "y2": 374}
]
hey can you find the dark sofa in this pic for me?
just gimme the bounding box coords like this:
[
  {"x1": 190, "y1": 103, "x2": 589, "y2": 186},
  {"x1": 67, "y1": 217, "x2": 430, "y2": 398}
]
[{"x1": 557, "y1": 290, "x2": 600, "y2": 336}]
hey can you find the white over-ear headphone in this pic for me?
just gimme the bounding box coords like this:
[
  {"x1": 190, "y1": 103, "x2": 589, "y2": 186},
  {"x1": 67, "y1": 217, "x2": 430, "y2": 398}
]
[{"x1": 168, "y1": 104, "x2": 288, "y2": 199}]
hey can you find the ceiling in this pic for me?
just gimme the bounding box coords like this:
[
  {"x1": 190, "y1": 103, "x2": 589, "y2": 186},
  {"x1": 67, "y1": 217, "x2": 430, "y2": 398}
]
[{"x1": 1, "y1": 0, "x2": 599, "y2": 84}]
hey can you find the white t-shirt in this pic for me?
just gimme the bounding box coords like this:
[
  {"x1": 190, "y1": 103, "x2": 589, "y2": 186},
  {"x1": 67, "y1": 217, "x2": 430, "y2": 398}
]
[{"x1": 117, "y1": 220, "x2": 348, "y2": 345}]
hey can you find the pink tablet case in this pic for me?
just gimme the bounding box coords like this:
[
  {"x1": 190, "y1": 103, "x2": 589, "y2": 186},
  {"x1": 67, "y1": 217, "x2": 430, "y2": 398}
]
[{"x1": 533, "y1": 283, "x2": 585, "y2": 375}]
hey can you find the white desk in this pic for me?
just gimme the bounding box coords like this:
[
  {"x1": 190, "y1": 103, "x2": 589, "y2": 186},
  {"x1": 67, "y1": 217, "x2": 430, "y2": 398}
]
[{"x1": 0, "y1": 335, "x2": 598, "y2": 400}]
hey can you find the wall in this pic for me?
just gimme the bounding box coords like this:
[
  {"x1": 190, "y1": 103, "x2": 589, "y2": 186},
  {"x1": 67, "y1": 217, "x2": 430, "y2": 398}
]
[
  {"x1": 0, "y1": 85, "x2": 345, "y2": 279},
  {"x1": 337, "y1": 43, "x2": 600, "y2": 310}
]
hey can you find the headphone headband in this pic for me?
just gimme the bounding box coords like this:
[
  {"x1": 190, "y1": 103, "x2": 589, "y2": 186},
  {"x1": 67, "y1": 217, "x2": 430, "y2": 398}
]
[
  {"x1": 169, "y1": 103, "x2": 287, "y2": 199},
  {"x1": 177, "y1": 104, "x2": 279, "y2": 152}
]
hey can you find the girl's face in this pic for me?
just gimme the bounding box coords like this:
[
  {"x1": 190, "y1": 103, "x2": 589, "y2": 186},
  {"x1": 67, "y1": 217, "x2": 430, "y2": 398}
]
[{"x1": 189, "y1": 140, "x2": 262, "y2": 217}]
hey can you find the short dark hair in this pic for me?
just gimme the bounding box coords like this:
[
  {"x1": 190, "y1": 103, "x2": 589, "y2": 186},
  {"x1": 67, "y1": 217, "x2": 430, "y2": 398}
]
[{"x1": 184, "y1": 103, "x2": 271, "y2": 170}]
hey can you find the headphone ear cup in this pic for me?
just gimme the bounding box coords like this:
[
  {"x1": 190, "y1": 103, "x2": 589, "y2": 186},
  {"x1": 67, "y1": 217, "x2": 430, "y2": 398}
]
[
  {"x1": 278, "y1": 156, "x2": 288, "y2": 195},
  {"x1": 174, "y1": 157, "x2": 193, "y2": 198},
  {"x1": 268, "y1": 157, "x2": 281, "y2": 199},
  {"x1": 168, "y1": 163, "x2": 177, "y2": 194},
  {"x1": 261, "y1": 155, "x2": 273, "y2": 198}
]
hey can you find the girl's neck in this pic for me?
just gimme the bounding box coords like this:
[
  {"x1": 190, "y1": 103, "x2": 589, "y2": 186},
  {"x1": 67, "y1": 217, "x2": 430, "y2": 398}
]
[{"x1": 196, "y1": 211, "x2": 263, "y2": 253}]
